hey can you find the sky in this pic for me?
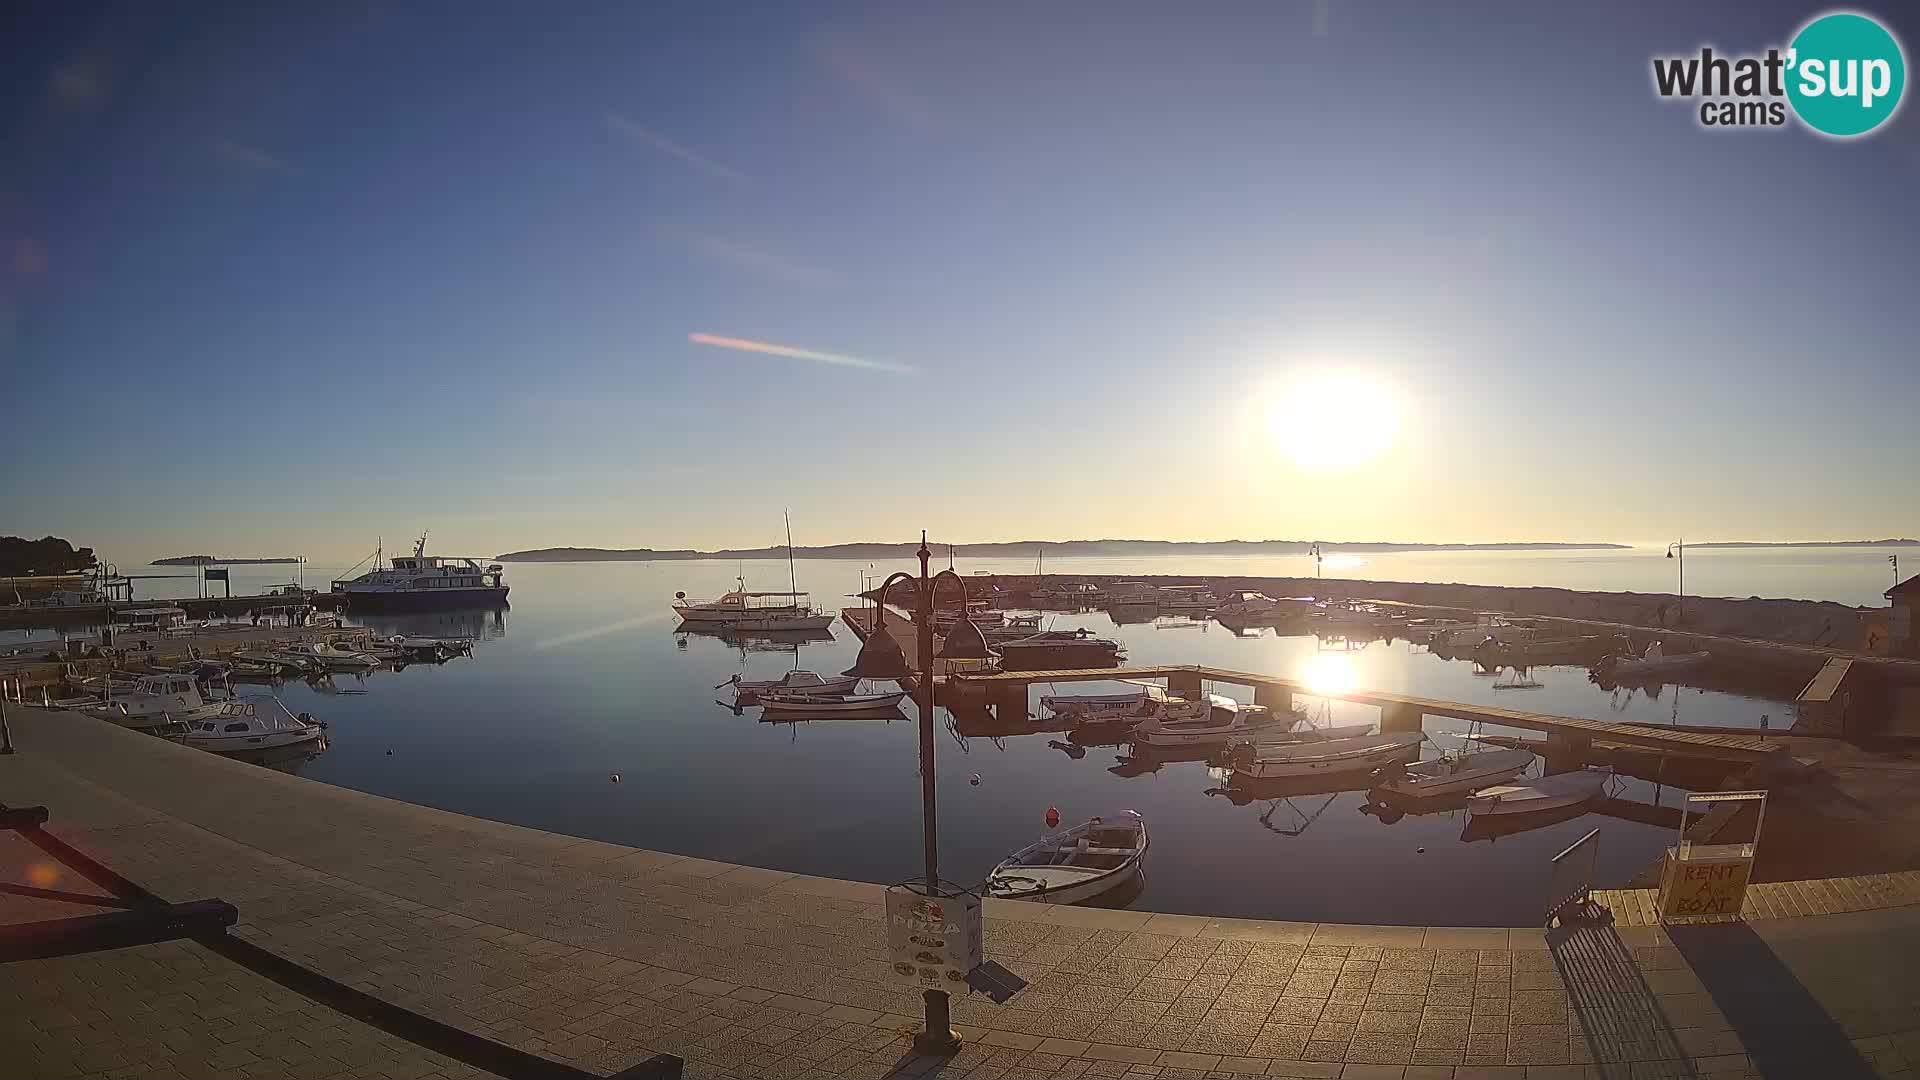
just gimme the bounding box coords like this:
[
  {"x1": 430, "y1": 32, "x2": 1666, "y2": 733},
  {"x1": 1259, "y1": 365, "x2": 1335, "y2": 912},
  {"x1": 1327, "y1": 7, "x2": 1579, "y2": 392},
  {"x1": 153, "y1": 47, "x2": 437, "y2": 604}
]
[{"x1": 3, "y1": 1, "x2": 1917, "y2": 563}]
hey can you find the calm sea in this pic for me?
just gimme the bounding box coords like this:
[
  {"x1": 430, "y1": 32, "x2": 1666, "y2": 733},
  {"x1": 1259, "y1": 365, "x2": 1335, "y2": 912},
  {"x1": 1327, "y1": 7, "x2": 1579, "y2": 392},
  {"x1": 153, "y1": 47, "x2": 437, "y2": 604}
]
[{"x1": 15, "y1": 546, "x2": 1884, "y2": 925}]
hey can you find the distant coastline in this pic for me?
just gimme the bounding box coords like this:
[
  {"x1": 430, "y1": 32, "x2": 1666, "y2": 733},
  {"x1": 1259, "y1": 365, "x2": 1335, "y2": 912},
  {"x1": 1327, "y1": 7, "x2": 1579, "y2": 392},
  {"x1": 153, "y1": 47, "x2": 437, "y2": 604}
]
[
  {"x1": 152, "y1": 555, "x2": 302, "y2": 566},
  {"x1": 496, "y1": 539, "x2": 1632, "y2": 563},
  {"x1": 1685, "y1": 540, "x2": 1917, "y2": 549}
]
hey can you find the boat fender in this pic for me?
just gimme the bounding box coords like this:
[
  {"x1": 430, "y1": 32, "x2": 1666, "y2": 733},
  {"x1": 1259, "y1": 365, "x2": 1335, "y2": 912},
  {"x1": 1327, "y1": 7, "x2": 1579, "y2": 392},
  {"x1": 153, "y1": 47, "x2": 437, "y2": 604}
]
[{"x1": 1044, "y1": 806, "x2": 1060, "y2": 828}]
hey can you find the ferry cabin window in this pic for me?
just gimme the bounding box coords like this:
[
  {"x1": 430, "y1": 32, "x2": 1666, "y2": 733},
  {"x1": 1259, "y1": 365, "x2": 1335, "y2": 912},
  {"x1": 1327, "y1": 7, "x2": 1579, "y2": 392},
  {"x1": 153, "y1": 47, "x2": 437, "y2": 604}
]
[{"x1": 224, "y1": 721, "x2": 250, "y2": 732}]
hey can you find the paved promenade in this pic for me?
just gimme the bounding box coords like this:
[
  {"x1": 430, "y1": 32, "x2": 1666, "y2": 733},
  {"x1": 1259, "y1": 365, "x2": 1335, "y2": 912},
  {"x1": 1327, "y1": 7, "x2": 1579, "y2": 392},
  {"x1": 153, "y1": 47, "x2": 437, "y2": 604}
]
[{"x1": 2, "y1": 706, "x2": 1918, "y2": 1080}]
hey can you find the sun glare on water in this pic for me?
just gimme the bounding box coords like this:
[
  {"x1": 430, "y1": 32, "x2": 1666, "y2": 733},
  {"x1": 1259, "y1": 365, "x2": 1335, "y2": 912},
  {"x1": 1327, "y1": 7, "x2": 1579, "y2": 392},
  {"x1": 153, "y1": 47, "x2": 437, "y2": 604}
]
[
  {"x1": 1299, "y1": 652, "x2": 1360, "y2": 697},
  {"x1": 1268, "y1": 371, "x2": 1401, "y2": 468}
]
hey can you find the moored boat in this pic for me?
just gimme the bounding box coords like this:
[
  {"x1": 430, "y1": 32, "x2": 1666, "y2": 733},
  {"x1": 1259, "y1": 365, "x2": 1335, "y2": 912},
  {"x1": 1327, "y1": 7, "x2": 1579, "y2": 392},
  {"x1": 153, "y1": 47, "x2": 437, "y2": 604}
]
[
  {"x1": 331, "y1": 536, "x2": 509, "y2": 611},
  {"x1": 1370, "y1": 747, "x2": 1536, "y2": 799},
  {"x1": 1227, "y1": 731, "x2": 1424, "y2": 780},
  {"x1": 756, "y1": 689, "x2": 907, "y2": 717},
  {"x1": 986, "y1": 812, "x2": 1147, "y2": 905},
  {"x1": 1465, "y1": 767, "x2": 1613, "y2": 817},
  {"x1": 728, "y1": 669, "x2": 860, "y2": 700},
  {"x1": 176, "y1": 696, "x2": 325, "y2": 754},
  {"x1": 1135, "y1": 697, "x2": 1282, "y2": 747},
  {"x1": 992, "y1": 629, "x2": 1124, "y2": 670},
  {"x1": 1592, "y1": 641, "x2": 1710, "y2": 680}
]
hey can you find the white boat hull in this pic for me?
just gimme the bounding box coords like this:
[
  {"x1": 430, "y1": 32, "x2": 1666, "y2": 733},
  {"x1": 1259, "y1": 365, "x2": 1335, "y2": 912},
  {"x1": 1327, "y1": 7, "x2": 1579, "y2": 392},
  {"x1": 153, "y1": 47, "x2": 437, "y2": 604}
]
[
  {"x1": 1466, "y1": 769, "x2": 1612, "y2": 816},
  {"x1": 1234, "y1": 732, "x2": 1425, "y2": 779},
  {"x1": 1372, "y1": 748, "x2": 1536, "y2": 798},
  {"x1": 183, "y1": 727, "x2": 324, "y2": 754},
  {"x1": 758, "y1": 691, "x2": 907, "y2": 716},
  {"x1": 987, "y1": 817, "x2": 1148, "y2": 905}
]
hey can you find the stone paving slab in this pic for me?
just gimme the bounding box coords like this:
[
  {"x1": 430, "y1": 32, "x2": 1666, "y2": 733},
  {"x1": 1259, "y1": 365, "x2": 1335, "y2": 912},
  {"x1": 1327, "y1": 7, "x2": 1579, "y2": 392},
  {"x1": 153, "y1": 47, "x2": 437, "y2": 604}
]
[{"x1": 2, "y1": 706, "x2": 1917, "y2": 1079}]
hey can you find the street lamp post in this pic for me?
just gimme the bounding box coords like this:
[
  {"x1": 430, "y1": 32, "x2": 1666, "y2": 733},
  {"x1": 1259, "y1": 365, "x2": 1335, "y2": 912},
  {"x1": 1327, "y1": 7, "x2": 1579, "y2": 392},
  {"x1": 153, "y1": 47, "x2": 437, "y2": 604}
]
[
  {"x1": 1666, "y1": 540, "x2": 1684, "y2": 619},
  {"x1": 843, "y1": 532, "x2": 993, "y2": 1057}
]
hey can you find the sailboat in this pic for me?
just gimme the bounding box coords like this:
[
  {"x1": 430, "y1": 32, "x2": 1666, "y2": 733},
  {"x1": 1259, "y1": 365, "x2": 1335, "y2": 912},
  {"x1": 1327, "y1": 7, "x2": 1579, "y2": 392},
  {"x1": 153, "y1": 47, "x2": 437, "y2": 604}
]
[{"x1": 680, "y1": 514, "x2": 834, "y2": 631}]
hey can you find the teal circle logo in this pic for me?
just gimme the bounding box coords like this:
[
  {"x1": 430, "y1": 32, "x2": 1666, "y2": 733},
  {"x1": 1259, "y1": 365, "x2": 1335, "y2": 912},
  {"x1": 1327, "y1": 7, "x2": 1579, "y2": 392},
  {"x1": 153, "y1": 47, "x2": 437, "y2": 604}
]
[{"x1": 1787, "y1": 12, "x2": 1906, "y2": 137}]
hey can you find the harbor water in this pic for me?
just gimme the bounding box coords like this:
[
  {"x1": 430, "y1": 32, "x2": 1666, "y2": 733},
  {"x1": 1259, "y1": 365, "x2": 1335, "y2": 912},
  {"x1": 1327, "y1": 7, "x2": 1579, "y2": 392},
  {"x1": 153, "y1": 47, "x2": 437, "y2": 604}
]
[{"x1": 10, "y1": 549, "x2": 1851, "y2": 925}]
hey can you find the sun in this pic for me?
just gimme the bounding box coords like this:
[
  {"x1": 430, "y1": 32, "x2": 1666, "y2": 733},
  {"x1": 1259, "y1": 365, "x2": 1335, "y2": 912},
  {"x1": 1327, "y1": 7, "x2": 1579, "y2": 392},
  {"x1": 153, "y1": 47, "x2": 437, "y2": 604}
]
[
  {"x1": 1299, "y1": 652, "x2": 1359, "y2": 697},
  {"x1": 1267, "y1": 371, "x2": 1401, "y2": 468}
]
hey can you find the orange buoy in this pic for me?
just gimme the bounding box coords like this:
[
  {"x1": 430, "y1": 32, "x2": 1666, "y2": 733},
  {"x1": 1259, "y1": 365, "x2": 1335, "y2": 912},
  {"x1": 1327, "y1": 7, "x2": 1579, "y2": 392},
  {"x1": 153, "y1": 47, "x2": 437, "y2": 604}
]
[{"x1": 1044, "y1": 806, "x2": 1060, "y2": 828}]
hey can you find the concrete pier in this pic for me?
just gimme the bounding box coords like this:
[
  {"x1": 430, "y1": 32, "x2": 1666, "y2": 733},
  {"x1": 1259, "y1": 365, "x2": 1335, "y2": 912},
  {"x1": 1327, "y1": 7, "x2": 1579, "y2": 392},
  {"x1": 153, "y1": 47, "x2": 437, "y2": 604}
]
[{"x1": 4, "y1": 708, "x2": 1920, "y2": 1078}]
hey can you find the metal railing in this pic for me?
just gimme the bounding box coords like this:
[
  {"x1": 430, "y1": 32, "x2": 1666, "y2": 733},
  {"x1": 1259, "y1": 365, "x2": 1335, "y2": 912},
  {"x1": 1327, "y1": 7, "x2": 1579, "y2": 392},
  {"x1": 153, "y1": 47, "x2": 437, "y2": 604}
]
[{"x1": 1547, "y1": 827, "x2": 1604, "y2": 926}]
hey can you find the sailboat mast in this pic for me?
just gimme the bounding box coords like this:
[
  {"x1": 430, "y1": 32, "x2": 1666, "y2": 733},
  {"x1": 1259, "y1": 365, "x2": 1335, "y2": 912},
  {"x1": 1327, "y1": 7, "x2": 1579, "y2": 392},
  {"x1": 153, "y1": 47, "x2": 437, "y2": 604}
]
[{"x1": 785, "y1": 511, "x2": 798, "y2": 596}]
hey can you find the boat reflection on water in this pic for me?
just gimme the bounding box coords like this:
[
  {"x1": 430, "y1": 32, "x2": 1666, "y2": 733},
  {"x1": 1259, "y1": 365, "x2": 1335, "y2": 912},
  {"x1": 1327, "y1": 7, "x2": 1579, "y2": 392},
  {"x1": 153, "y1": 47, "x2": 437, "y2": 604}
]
[
  {"x1": 224, "y1": 734, "x2": 331, "y2": 776},
  {"x1": 1207, "y1": 771, "x2": 1378, "y2": 804},
  {"x1": 1076, "y1": 862, "x2": 1147, "y2": 909},
  {"x1": 349, "y1": 605, "x2": 509, "y2": 645},
  {"x1": 1458, "y1": 799, "x2": 1595, "y2": 843},
  {"x1": 676, "y1": 624, "x2": 836, "y2": 652}
]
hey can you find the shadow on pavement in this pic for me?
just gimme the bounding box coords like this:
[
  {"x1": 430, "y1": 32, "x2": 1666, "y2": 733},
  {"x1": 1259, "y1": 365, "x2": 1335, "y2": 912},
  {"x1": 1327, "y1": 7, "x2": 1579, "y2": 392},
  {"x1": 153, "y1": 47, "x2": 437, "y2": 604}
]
[
  {"x1": 1669, "y1": 921, "x2": 1874, "y2": 1080},
  {"x1": 1549, "y1": 916, "x2": 1697, "y2": 1079}
]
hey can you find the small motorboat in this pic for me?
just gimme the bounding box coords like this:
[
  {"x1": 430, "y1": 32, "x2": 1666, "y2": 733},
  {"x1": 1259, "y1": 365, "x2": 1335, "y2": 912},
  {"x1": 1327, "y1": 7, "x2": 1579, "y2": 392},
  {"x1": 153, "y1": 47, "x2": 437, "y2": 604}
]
[
  {"x1": 1466, "y1": 767, "x2": 1613, "y2": 817},
  {"x1": 1041, "y1": 688, "x2": 1147, "y2": 721},
  {"x1": 1135, "y1": 698, "x2": 1282, "y2": 747},
  {"x1": 278, "y1": 642, "x2": 381, "y2": 670},
  {"x1": 84, "y1": 672, "x2": 232, "y2": 731},
  {"x1": 756, "y1": 689, "x2": 908, "y2": 718},
  {"x1": 1228, "y1": 731, "x2": 1424, "y2": 779},
  {"x1": 728, "y1": 669, "x2": 860, "y2": 700},
  {"x1": 993, "y1": 629, "x2": 1125, "y2": 670},
  {"x1": 1370, "y1": 747, "x2": 1536, "y2": 799},
  {"x1": 383, "y1": 635, "x2": 474, "y2": 661},
  {"x1": 1593, "y1": 641, "x2": 1710, "y2": 680},
  {"x1": 986, "y1": 811, "x2": 1147, "y2": 905},
  {"x1": 232, "y1": 648, "x2": 317, "y2": 674},
  {"x1": 176, "y1": 696, "x2": 325, "y2": 754}
]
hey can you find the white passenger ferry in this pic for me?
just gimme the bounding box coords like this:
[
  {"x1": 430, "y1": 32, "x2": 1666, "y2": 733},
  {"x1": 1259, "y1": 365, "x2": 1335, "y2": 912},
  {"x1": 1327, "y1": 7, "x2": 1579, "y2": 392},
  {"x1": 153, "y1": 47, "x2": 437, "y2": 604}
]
[{"x1": 331, "y1": 537, "x2": 509, "y2": 611}]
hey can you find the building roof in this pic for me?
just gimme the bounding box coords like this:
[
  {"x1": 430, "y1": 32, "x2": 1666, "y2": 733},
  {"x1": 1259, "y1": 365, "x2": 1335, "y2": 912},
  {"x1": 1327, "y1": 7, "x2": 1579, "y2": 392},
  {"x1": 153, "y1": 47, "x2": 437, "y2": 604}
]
[{"x1": 1890, "y1": 574, "x2": 1920, "y2": 600}]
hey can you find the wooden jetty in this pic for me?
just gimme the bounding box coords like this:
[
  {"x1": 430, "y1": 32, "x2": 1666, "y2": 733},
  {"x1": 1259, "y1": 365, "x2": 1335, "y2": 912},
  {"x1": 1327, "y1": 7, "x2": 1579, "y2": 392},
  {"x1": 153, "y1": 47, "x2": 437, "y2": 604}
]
[
  {"x1": 0, "y1": 590, "x2": 349, "y2": 630},
  {"x1": 953, "y1": 664, "x2": 1791, "y2": 767}
]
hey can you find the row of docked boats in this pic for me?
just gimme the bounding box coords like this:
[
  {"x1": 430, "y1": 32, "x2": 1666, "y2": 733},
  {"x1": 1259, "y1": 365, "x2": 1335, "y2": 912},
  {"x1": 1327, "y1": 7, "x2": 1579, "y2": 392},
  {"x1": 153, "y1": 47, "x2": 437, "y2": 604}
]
[{"x1": 230, "y1": 634, "x2": 474, "y2": 674}]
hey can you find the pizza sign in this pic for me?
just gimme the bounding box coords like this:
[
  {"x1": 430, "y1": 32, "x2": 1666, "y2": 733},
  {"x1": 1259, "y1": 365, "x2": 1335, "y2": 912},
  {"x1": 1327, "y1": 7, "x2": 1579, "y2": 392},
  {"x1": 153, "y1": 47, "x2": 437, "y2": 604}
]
[{"x1": 884, "y1": 886, "x2": 983, "y2": 990}]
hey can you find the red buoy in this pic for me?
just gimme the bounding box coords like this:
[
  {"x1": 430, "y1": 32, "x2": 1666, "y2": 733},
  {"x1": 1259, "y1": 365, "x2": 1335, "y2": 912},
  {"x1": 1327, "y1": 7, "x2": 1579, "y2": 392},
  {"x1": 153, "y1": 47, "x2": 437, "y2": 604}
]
[{"x1": 1044, "y1": 806, "x2": 1060, "y2": 828}]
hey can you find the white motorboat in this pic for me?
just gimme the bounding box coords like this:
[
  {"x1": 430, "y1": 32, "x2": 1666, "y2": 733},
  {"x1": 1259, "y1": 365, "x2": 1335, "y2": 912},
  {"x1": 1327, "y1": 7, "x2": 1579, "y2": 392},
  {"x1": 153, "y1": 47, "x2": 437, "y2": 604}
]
[
  {"x1": 1153, "y1": 585, "x2": 1217, "y2": 614},
  {"x1": 1041, "y1": 688, "x2": 1148, "y2": 721},
  {"x1": 1134, "y1": 697, "x2": 1281, "y2": 747},
  {"x1": 176, "y1": 697, "x2": 325, "y2": 754},
  {"x1": 986, "y1": 812, "x2": 1147, "y2": 905},
  {"x1": 330, "y1": 536, "x2": 509, "y2": 610},
  {"x1": 1466, "y1": 767, "x2": 1613, "y2": 817},
  {"x1": 1214, "y1": 592, "x2": 1285, "y2": 620},
  {"x1": 278, "y1": 641, "x2": 381, "y2": 669},
  {"x1": 729, "y1": 669, "x2": 860, "y2": 699},
  {"x1": 85, "y1": 672, "x2": 232, "y2": 731},
  {"x1": 384, "y1": 635, "x2": 474, "y2": 660},
  {"x1": 1229, "y1": 731, "x2": 1424, "y2": 780},
  {"x1": 1231, "y1": 716, "x2": 1376, "y2": 750},
  {"x1": 1370, "y1": 747, "x2": 1536, "y2": 799},
  {"x1": 232, "y1": 648, "x2": 317, "y2": 674},
  {"x1": 1596, "y1": 641, "x2": 1710, "y2": 679},
  {"x1": 724, "y1": 611, "x2": 837, "y2": 632},
  {"x1": 756, "y1": 689, "x2": 907, "y2": 717}
]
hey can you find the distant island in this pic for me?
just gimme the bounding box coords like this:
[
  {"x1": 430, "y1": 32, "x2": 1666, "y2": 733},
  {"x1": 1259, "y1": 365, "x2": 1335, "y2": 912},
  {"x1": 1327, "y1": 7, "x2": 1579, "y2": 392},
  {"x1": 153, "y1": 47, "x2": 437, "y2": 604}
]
[
  {"x1": 1685, "y1": 540, "x2": 1918, "y2": 549},
  {"x1": 497, "y1": 539, "x2": 1633, "y2": 563},
  {"x1": 153, "y1": 555, "x2": 302, "y2": 565}
]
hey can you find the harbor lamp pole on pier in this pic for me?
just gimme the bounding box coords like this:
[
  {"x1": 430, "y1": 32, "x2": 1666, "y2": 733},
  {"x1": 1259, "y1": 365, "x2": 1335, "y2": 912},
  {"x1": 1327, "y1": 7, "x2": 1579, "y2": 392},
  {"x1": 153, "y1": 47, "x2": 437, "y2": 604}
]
[
  {"x1": 844, "y1": 532, "x2": 994, "y2": 1057},
  {"x1": 1667, "y1": 541, "x2": 1684, "y2": 617}
]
